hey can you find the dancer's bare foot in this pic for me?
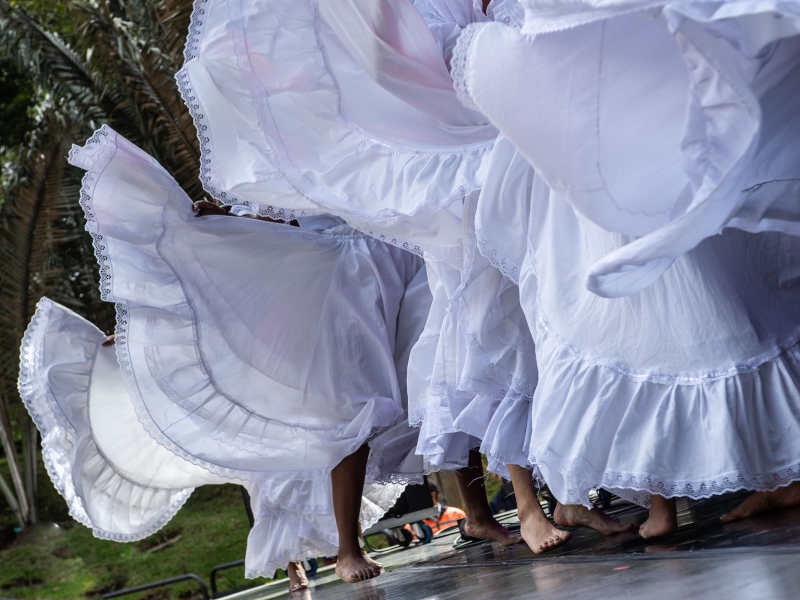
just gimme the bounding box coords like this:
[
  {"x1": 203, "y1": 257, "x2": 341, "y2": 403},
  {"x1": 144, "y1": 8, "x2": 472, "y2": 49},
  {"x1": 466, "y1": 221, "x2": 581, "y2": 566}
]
[
  {"x1": 286, "y1": 561, "x2": 309, "y2": 593},
  {"x1": 519, "y1": 510, "x2": 571, "y2": 554},
  {"x1": 721, "y1": 482, "x2": 800, "y2": 523},
  {"x1": 463, "y1": 516, "x2": 522, "y2": 546},
  {"x1": 639, "y1": 495, "x2": 677, "y2": 539},
  {"x1": 505, "y1": 463, "x2": 570, "y2": 553},
  {"x1": 335, "y1": 552, "x2": 381, "y2": 583},
  {"x1": 331, "y1": 445, "x2": 380, "y2": 583},
  {"x1": 553, "y1": 503, "x2": 636, "y2": 535}
]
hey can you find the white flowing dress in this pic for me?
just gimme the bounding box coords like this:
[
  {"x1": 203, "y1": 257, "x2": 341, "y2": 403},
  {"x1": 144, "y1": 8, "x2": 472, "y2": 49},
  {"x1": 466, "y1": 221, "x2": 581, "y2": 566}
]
[
  {"x1": 19, "y1": 299, "x2": 408, "y2": 577},
  {"x1": 177, "y1": 0, "x2": 498, "y2": 265},
  {"x1": 58, "y1": 125, "x2": 433, "y2": 575},
  {"x1": 177, "y1": 0, "x2": 536, "y2": 474},
  {"x1": 472, "y1": 132, "x2": 800, "y2": 507},
  {"x1": 453, "y1": 0, "x2": 800, "y2": 297}
]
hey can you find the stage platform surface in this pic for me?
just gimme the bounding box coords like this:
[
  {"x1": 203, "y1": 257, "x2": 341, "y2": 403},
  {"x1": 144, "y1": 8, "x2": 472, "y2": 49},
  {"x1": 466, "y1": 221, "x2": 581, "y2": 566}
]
[{"x1": 228, "y1": 492, "x2": 800, "y2": 600}]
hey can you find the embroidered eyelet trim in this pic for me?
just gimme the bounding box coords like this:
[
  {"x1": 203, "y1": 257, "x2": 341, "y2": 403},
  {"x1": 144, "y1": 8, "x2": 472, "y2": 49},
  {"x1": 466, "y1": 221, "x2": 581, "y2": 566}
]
[
  {"x1": 475, "y1": 227, "x2": 520, "y2": 284},
  {"x1": 486, "y1": 0, "x2": 525, "y2": 28},
  {"x1": 450, "y1": 23, "x2": 484, "y2": 112}
]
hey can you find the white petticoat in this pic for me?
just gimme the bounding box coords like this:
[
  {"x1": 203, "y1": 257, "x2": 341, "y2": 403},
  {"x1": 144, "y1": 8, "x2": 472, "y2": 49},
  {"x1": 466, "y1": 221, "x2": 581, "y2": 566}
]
[
  {"x1": 407, "y1": 189, "x2": 539, "y2": 477},
  {"x1": 244, "y1": 479, "x2": 404, "y2": 578},
  {"x1": 454, "y1": 0, "x2": 800, "y2": 297},
  {"x1": 18, "y1": 298, "x2": 227, "y2": 541},
  {"x1": 176, "y1": 0, "x2": 504, "y2": 264},
  {"x1": 67, "y1": 125, "x2": 429, "y2": 487},
  {"x1": 476, "y1": 135, "x2": 800, "y2": 507}
]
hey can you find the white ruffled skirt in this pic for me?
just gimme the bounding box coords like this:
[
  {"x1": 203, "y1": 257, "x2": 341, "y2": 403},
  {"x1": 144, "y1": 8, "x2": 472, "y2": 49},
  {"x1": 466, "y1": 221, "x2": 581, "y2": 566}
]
[
  {"x1": 176, "y1": 0, "x2": 504, "y2": 265},
  {"x1": 67, "y1": 125, "x2": 428, "y2": 486},
  {"x1": 19, "y1": 298, "x2": 405, "y2": 576},
  {"x1": 407, "y1": 190, "x2": 540, "y2": 477},
  {"x1": 475, "y1": 135, "x2": 800, "y2": 507},
  {"x1": 453, "y1": 0, "x2": 800, "y2": 297},
  {"x1": 18, "y1": 298, "x2": 225, "y2": 541}
]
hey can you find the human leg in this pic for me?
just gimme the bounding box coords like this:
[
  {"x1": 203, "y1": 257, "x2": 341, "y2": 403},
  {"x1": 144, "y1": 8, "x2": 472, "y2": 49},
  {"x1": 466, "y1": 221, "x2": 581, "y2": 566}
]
[
  {"x1": 506, "y1": 464, "x2": 570, "y2": 553},
  {"x1": 332, "y1": 445, "x2": 381, "y2": 583},
  {"x1": 286, "y1": 561, "x2": 309, "y2": 593},
  {"x1": 639, "y1": 495, "x2": 677, "y2": 538},
  {"x1": 455, "y1": 449, "x2": 521, "y2": 545}
]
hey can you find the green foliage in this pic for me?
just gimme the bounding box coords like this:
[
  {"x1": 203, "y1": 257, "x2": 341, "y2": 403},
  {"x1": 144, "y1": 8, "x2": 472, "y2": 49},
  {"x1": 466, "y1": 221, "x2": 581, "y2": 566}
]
[
  {"x1": 0, "y1": 0, "x2": 201, "y2": 527},
  {"x1": 0, "y1": 485, "x2": 270, "y2": 600}
]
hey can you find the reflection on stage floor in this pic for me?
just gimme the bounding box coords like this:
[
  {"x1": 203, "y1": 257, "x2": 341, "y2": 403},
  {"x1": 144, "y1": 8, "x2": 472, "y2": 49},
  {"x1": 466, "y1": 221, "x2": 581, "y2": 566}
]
[{"x1": 228, "y1": 492, "x2": 800, "y2": 599}]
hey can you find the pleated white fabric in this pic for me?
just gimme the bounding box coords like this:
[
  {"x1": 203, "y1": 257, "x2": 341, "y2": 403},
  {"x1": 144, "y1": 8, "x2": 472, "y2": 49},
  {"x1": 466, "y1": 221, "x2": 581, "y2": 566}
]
[
  {"x1": 67, "y1": 125, "x2": 429, "y2": 488},
  {"x1": 19, "y1": 298, "x2": 407, "y2": 573},
  {"x1": 476, "y1": 135, "x2": 800, "y2": 507},
  {"x1": 18, "y1": 298, "x2": 226, "y2": 541},
  {"x1": 454, "y1": 0, "x2": 800, "y2": 297}
]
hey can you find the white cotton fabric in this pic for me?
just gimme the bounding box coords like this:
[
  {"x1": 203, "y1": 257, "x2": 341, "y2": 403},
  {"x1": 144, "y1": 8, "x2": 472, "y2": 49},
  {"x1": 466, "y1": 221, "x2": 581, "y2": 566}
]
[
  {"x1": 176, "y1": 0, "x2": 502, "y2": 264},
  {"x1": 244, "y1": 479, "x2": 404, "y2": 578},
  {"x1": 18, "y1": 299, "x2": 407, "y2": 571},
  {"x1": 17, "y1": 298, "x2": 227, "y2": 541},
  {"x1": 475, "y1": 134, "x2": 800, "y2": 507},
  {"x1": 407, "y1": 192, "x2": 539, "y2": 477},
  {"x1": 453, "y1": 1, "x2": 800, "y2": 297},
  {"x1": 67, "y1": 125, "x2": 429, "y2": 488}
]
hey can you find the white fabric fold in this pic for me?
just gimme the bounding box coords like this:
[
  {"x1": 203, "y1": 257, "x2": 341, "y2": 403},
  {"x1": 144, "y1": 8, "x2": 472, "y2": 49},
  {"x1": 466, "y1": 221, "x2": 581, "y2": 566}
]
[
  {"x1": 474, "y1": 133, "x2": 800, "y2": 506},
  {"x1": 453, "y1": 2, "x2": 800, "y2": 297},
  {"x1": 67, "y1": 125, "x2": 427, "y2": 486},
  {"x1": 18, "y1": 298, "x2": 225, "y2": 541}
]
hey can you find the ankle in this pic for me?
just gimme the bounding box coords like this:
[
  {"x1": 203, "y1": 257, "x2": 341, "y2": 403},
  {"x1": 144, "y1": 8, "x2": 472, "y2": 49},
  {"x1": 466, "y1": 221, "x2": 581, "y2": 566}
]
[
  {"x1": 465, "y1": 509, "x2": 496, "y2": 526},
  {"x1": 337, "y1": 541, "x2": 361, "y2": 558}
]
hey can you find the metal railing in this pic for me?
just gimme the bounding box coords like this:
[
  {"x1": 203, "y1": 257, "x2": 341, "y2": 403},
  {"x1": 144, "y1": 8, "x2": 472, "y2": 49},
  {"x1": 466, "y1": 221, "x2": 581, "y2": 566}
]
[
  {"x1": 210, "y1": 559, "x2": 246, "y2": 598},
  {"x1": 102, "y1": 574, "x2": 209, "y2": 599}
]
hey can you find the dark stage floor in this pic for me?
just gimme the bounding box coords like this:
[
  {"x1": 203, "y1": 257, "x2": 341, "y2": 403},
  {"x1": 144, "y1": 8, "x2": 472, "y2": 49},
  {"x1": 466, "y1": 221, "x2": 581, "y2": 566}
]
[{"x1": 228, "y1": 493, "x2": 800, "y2": 600}]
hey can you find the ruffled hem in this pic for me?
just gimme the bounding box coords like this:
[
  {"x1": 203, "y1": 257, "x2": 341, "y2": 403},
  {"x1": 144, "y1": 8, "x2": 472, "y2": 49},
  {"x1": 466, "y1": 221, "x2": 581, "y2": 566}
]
[
  {"x1": 176, "y1": 0, "x2": 495, "y2": 262},
  {"x1": 69, "y1": 126, "x2": 412, "y2": 483},
  {"x1": 18, "y1": 298, "x2": 194, "y2": 541},
  {"x1": 526, "y1": 321, "x2": 800, "y2": 507},
  {"x1": 244, "y1": 480, "x2": 405, "y2": 578}
]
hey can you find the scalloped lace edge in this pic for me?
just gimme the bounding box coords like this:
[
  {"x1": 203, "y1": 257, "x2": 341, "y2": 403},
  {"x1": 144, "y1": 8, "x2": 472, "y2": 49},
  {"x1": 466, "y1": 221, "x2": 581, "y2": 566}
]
[
  {"x1": 71, "y1": 127, "x2": 412, "y2": 483},
  {"x1": 475, "y1": 227, "x2": 521, "y2": 284},
  {"x1": 530, "y1": 440, "x2": 800, "y2": 508},
  {"x1": 17, "y1": 297, "x2": 194, "y2": 542},
  {"x1": 176, "y1": 0, "x2": 488, "y2": 260},
  {"x1": 450, "y1": 23, "x2": 484, "y2": 112},
  {"x1": 70, "y1": 125, "x2": 118, "y2": 302}
]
